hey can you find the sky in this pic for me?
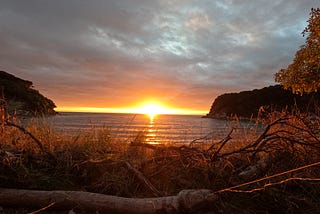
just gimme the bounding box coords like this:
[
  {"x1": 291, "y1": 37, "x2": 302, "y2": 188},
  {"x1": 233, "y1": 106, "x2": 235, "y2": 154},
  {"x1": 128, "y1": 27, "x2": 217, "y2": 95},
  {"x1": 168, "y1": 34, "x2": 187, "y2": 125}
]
[{"x1": 0, "y1": 0, "x2": 319, "y2": 114}]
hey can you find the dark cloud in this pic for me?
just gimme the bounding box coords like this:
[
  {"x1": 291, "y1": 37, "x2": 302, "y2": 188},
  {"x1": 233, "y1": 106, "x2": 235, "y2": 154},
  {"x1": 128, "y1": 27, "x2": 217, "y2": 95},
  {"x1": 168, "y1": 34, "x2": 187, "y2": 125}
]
[{"x1": 0, "y1": 0, "x2": 318, "y2": 111}]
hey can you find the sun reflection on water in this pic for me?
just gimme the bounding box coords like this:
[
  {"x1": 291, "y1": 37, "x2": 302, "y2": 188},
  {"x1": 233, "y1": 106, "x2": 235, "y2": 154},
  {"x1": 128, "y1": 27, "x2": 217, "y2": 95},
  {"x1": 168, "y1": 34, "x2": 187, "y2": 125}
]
[{"x1": 145, "y1": 114, "x2": 160, "y2": 145}]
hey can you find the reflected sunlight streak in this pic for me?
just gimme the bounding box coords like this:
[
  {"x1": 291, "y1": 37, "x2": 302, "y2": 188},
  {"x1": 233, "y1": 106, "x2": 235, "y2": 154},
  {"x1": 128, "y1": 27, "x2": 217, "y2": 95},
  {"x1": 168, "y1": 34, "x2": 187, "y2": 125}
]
[{"x1": 145, "y1": 113, "x2": 160, "y2": 145}]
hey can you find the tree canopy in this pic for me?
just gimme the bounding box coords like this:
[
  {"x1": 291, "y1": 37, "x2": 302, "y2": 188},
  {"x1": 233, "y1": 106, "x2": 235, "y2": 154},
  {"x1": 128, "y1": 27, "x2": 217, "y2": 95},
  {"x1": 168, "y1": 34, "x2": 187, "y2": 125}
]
[{"x1": 275, "y1": 8, "x2": 320, "y2": 94}]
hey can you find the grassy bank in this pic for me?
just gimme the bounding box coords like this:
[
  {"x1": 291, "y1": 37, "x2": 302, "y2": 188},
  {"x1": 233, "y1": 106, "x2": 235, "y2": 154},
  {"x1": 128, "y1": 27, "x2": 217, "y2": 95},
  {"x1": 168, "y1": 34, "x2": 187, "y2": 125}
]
[{"x1": 1, "y1": 111, "x2": 320, "y2": 213}]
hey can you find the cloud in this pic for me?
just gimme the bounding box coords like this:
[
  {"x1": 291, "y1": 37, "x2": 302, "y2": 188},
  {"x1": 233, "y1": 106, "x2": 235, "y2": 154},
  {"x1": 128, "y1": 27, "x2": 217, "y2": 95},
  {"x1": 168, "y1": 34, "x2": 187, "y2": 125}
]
[
  {"x1": 0, "y1": 0, "x2": 318, "y2": 111},
  {"x1": 186, "y1": 12, "x2": 211, "y2": 31}
]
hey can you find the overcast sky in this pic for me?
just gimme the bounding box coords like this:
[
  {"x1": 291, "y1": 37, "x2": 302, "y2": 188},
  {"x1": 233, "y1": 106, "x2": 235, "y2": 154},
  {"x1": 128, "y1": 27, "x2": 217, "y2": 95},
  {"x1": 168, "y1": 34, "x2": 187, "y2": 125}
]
[{"x1": 0, "y1": 0, "x2": 318, "y2": 112}]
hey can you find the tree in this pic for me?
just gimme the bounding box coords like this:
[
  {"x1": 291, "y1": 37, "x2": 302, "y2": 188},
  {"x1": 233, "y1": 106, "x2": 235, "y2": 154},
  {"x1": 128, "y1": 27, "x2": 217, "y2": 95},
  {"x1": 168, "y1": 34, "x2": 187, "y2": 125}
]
[{"x1": 275, "y1": 8, "x2": 320, "y2": 94}]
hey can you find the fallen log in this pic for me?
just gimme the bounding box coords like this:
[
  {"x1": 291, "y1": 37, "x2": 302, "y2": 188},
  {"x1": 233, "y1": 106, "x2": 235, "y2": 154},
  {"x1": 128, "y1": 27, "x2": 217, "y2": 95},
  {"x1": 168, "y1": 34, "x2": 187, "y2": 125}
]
[{"x1": 0, "y1": 188, "x2": 217, "y2": 214}]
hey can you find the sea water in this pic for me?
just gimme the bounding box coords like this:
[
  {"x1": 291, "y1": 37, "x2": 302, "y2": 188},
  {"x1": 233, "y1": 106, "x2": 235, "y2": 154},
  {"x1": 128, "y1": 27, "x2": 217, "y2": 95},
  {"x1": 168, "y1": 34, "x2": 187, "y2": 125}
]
[{"x1": 48, "y1": 112, "x2": 256, "y2": 144}]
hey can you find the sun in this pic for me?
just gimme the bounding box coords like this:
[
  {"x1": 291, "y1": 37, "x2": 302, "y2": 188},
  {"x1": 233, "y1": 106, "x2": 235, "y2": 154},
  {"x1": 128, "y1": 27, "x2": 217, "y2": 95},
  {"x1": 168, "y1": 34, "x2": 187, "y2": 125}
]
[{"x1": 137, "y1": 103, "x2": 171, "y2": 118}]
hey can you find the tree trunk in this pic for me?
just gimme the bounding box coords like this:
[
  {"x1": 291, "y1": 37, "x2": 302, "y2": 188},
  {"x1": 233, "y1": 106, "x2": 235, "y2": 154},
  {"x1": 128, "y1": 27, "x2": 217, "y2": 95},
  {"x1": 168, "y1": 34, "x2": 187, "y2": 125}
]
[{"x1": 0, "y1": 188, "x2": 217, "y2": 214}]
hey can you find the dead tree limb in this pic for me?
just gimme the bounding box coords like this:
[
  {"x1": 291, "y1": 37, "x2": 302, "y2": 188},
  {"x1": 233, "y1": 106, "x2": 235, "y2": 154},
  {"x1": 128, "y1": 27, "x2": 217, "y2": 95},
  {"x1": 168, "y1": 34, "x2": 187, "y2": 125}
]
[
  {"x1": 251, "y1": 117, "x2": 288, "y2": 149},
  {"x1": 124, "y1": 161, "x2": 162, "y2": 197},
  {"x1": 0, "y1": 188, "x2": 217, "y2": 214},
  {"x1": 188, "y1": 131, "x2": 216, "y2": 146},
  {"x1": 208, "y1": 129, "x2": 233, "y2": 160},
  {"x1": 4, "y1": 120, "x2": 56, "y2": 160}
]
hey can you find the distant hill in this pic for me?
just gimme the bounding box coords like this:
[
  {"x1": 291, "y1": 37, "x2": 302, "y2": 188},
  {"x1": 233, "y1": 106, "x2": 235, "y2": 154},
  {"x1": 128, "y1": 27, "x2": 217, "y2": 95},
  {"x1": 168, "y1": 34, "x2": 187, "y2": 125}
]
[
  {"x1": 205, "y1": 85, "x2": 320, "y2": 119},
  {"x1": 0, "y1": 71, "x2": 56, "y2": 116}
]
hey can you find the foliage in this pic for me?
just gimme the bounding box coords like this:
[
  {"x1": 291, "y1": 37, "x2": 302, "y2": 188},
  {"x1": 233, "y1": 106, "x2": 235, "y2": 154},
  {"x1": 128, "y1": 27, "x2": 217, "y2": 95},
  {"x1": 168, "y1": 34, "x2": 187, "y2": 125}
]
[
  {"x1": 0, "y1": 71, "x2": 56, "y2": 115},
  {"x1": 275, "y1": 8, "x2": 320, "y2": 94}
]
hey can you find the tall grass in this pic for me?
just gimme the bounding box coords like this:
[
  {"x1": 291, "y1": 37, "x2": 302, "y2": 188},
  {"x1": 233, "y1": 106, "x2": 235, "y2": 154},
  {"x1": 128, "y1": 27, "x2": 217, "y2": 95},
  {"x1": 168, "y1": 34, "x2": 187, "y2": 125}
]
[{"x1": 1, "y1": 109, "x2": 320, "y2": 212}]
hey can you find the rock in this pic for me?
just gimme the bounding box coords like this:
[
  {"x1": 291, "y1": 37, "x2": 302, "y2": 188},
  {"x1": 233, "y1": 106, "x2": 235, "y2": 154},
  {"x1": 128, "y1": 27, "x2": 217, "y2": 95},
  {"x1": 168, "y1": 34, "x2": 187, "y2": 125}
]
[{"x1": 0, "y1": 71, "x2": 56, "y2": 116}]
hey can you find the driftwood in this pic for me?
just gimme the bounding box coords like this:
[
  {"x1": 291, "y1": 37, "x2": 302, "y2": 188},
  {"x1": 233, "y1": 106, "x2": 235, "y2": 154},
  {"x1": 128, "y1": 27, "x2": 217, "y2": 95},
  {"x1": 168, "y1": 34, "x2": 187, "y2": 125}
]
[
  {"x1": 238, "y1": 153, "x2": 279, "y2": 180},
  {"x1": 2, "y1": 162, "x2": 320, "y2": 213},
  {"x1": 0, "y1": 188, "x2": 217, "y2": 214}
]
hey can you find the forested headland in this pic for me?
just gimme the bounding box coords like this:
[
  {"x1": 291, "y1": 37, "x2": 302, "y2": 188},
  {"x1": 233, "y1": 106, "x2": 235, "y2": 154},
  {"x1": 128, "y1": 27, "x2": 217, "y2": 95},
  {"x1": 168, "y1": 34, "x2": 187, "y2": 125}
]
[
  {"x1": 0, "y1": 70, "x2": 56, "y2": 116},
  {"x1": 206, "y1": 85, "x2": 320, "y2": 119}
]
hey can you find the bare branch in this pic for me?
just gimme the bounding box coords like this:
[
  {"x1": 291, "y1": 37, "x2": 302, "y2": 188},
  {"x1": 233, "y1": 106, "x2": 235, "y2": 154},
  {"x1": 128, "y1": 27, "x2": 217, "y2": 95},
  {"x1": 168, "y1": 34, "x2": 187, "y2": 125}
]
[
  {"x1": 209, "y1": 129, "x2": 233, "y2": 160},
  {"x1": 124, "y1": 161, "x2": 162, "y2": 197},
  {"x1": 4, "y1": 120, "x2": 56, "y2": 160},
  {"x1": 217, "y1": 161, "x2": 320, "y2": 193}
]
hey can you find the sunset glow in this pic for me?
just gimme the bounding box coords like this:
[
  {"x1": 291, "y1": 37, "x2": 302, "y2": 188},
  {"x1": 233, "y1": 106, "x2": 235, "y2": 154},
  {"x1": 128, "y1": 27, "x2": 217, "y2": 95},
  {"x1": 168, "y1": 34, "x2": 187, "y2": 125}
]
[
  {"x1": 55, "y1": 103, "x2": 207, "y2": 116},
  {"x1": 135, "y1": 103, "x2": 172, "y2": 118},
  {"x1": 2, "y1": 1, "x2": 317, "y2": 116}
]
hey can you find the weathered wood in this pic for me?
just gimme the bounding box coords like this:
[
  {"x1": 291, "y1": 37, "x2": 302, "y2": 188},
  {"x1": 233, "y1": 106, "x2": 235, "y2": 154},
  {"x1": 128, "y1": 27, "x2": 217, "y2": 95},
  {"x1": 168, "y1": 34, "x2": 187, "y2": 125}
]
[
  {"x1": 0, "y1": 188, "x2": 217, "y2": 214},
  {"x1": 238, "y1": 154, "x2": 277, "y2": 180}
]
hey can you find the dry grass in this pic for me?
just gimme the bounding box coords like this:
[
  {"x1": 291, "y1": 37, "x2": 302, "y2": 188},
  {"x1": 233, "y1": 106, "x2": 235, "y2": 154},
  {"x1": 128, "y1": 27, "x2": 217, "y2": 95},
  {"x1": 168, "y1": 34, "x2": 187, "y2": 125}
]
[{"x1": 1, "y1": 110, "x2": 320, "y2": 213}]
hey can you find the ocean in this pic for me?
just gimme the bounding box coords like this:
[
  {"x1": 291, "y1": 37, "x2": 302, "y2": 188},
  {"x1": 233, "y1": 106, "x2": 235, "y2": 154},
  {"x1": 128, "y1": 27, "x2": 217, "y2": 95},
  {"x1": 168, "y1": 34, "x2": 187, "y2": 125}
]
[{"x1": 48, "y1": 112, "x2": 255, "y2": 144}]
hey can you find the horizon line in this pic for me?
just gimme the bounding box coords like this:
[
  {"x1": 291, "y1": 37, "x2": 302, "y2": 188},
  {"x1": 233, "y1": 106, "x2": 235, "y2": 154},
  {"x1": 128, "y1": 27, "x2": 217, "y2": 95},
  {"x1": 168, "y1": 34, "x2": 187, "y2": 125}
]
[{"x1": 55, "y1": 106, "x2": 208, "y2": 116}]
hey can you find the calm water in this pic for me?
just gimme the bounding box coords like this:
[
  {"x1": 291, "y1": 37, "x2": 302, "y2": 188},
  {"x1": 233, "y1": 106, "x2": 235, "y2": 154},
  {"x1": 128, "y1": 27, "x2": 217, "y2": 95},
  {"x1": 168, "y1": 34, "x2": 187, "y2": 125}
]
[{"x1": 48, "y1": 112, "x2": 253, "y2": 144}]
